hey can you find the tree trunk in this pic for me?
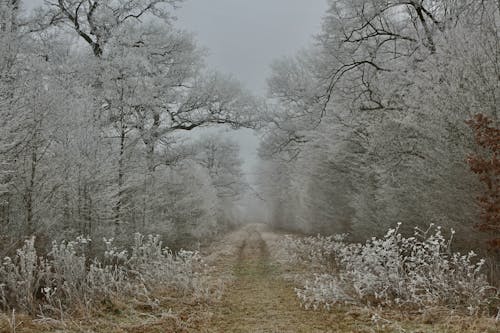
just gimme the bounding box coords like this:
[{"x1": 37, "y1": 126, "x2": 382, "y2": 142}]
[
  {"x1": 25, "y1": 148, "x2": 37, "y2": 236},
  {"x1": 114, "y1": 120, "x2": 126, "y2": 236}
]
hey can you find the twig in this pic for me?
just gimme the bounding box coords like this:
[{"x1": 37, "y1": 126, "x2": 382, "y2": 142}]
[{"x1": 8, "y1": 309, "x2": 22, "y2": 333}]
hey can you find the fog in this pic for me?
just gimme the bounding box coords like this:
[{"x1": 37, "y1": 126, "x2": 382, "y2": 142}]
[{"x1": 1, "y1": 1, "x2": 498, "y2": 329}]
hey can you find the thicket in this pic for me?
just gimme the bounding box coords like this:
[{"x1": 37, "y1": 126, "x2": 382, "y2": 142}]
[
  {"x1": 0, "y1": 233, "x2": 212, "y2": 317},
  {"x1": 277, "y1": 226, "x2": 499, "y2": 316}
]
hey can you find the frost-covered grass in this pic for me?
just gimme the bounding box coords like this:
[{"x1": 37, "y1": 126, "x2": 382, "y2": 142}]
[
  {"x1": 0, "y1": 233, "x2": 212, "y2": 317},
  {"x1": 279, "y1": 225, "x2": 499, "y2": 315},
  {"x1": 275, "y1": 234, "x2": 347, "y2": 272}
]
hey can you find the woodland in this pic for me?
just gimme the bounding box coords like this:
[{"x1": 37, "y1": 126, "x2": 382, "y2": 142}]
[{"x1": 0, "y1": 0, "x2": 499, "y2": 331}]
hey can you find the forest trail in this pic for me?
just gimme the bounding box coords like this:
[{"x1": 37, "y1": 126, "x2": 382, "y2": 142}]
[
  {"x1": 3, "y1": 224, "x2": 496, "y2": 333},
  {"x1": 203, "y1": 224, "x2": 359, "y2": 333}
]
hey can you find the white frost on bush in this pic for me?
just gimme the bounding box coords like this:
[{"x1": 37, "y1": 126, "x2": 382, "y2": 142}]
[
  {"x1": 280, "y1": 225, "x2": 497, "y2": 313},
  {"x1": 0, "y1": 233, "x2": 209, "y2": 315},
  {"x1": 275, "y1": 234, "x2": 346, "y2": 272}
]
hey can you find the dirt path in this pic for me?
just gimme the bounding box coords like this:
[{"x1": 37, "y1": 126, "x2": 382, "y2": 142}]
[
  {"x1": 5, "y1": 224, "x2": 493, "y2": 333},
  {"x1": 204, "y1": 225, "x2": 355, "y2": 333}
]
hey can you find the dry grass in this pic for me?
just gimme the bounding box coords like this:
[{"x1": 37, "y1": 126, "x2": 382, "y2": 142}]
[
  {"x1": 0, "y1": 292, "x2": 212, "y2": 333},
  {"x1": 1, "y1": 224, "x2": 498, "y2": 333},
  {"x1": 263, "y1": 226, "x2": 499, "y2": 333}
]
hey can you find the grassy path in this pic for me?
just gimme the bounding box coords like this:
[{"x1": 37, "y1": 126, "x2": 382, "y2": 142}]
[
  {"x1": 2, "y1": 225, "x2": 497, "y2": 332},
  {"x1": 203, "y1": 225, "x2": 499, "y2": 333},
  {"x1": 204, "y1": 227, "x2": 360, "y2": 333}
]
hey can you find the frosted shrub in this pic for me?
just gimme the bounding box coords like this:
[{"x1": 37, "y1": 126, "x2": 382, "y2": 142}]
[
  {"x1": 295, "y1": 274, "x2": 353, "y2": 310},
  {"x1": 85, "y1": 260, "x2": 128, "y2": 299},
  {"x1": 40, "y1": 237, "x2": 131, "y2": 312},
  {"x1": 287, "y1": 225, "x2": 497, "y2": 313},
  {"x1": 44, "y1": 238, "x2": 88, "y2": 305},
  {"x1": 103, "y1": 237, "x2": 128, "y2": 265},
  {"x1": 277, "y1": 234, "x2": 346, "y2": 272},
  {"x1": 0, "y1": 233, "x2": 209, "y2": 316},
  {"x1": 128, "y1": 233, "x2": 205, "y2": 294},
  {"x1": 0, "y1": 238, "x2": 39, "y2": 313}
]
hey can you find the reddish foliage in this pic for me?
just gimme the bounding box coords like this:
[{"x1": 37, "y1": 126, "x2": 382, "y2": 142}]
[{"x1": 466, "y1": 114, "x2": 500, "y2": 248}]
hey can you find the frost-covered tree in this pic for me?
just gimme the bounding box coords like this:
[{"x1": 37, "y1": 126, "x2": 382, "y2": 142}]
[
  {"x1": 30, "y1": 0, "x2": 183, "y2": 57},
  {"x1": 259, "y1": 0, "x2": 499, "y2": 247},
  {"x1": 0, "y1": 0, "x2": 20, "y2": 33},
  {"x1": 0, "y1": 1, "x2": 259, "y2": 251},
  {"x1": 192, "y1": 134, "x2": 247, "y2": 229},
  {"x1": 97, "y1": 22, "x2": 257, "y2": 234},
  {"x1": 193, "y1": 135, "x2": 245, "y2": 200},
  {"x1": 0, "y1": 0, "x2": 20, "y2": 231}
]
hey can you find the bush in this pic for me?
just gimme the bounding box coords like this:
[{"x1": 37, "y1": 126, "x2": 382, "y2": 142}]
[
  {"x1": 275, "y1": 234, "x2": 346, "y2": 272},
  {"x1": 0, "y1": 233, "x2": 207, "y2": 316},
  {"x1": 280, "y1": 225, "x2": 498, "y2": 314},
  {"x1": 0, "y1": 238, "x2": 39, "y2": 313},
  {"x1": 127, "y1": 234, "x2": 206, "y2": 295}
]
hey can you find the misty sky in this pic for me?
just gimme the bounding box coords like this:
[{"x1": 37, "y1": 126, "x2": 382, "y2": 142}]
[
  {"x1": 174, "y1": 0, "x2": 328, "y2": 180},
  {"x1": 175, "y1": 0, "x2": 327, "y2": 95},
  {"x1": 23, "y1": 0, "x2": 328, "y2": 180}
]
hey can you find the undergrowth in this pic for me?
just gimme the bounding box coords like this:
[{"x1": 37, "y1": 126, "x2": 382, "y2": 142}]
[
  {"x1": 0, "y1": 233, "x2": 215, "y2": 318},
  {"x1": 278, "y1": 224, "x2": 499, "y2": 317}
]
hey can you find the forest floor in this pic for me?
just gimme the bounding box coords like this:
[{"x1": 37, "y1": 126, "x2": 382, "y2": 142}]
[{"x1": 1, "y1": 224, "x2": 498, "y2": 333}]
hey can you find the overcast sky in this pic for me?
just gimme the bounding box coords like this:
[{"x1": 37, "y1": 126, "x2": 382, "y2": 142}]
[
  {"x1": 23, "y1": 0, "x2": 328, "y2": 180},
  {"x1": 175, "y1": 0, "x2": 327, "y2": 95}
]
